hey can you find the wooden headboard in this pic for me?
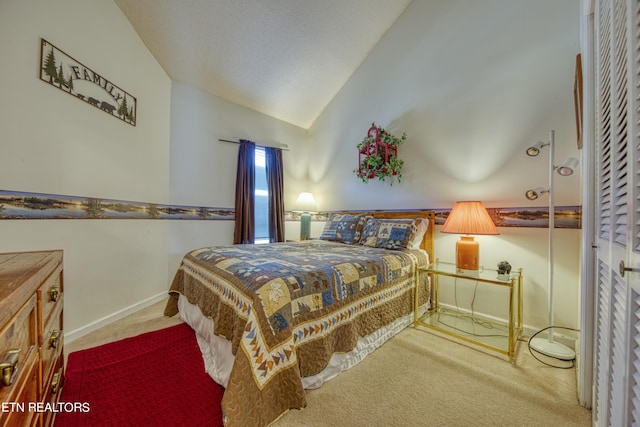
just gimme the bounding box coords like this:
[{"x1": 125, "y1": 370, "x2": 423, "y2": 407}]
[{"x1": 332, "y1": 211, "x2": 435, "y2": 263}]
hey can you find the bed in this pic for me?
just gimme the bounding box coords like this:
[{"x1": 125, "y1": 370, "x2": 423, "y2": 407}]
[{"x1": 164, "y1": 210, "x2": 435, "y2": 427}]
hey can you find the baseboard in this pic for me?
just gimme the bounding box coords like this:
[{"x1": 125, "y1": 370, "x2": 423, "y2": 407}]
[
  {"x1": 436, "y1": 303, "x2": 578, "y2": 350},
  {"x1": 64, "y1": 291, "x2": 169, "y2": 344}
]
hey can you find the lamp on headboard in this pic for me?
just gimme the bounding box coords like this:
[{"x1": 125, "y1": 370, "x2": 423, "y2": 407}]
[
  {"x1": 293, "y1": 192, "x2": 318, "y2": 240},
  {"x1": 440, "y1": 201, "x2": 499, "y2": 271}
]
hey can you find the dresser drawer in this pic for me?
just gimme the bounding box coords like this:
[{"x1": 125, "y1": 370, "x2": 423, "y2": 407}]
[
  {"x1": 40, "y1": 304, "x2": 63, "y2": 396},
  {"x1": 0, "y1": 349, "x2": 39, "y2": 427},
  {"x1": 0, "y1": 295, "x2": 39, "y2": 427},
  {"x1": 0, "y1": 294, "x2": 37, "y2": 388},
  {"x1": 41, "y1": 359, "x2": 64, "y2": 427},
  {"x1": 37, "y1": 264, "x2": 63, "y2": 347}
]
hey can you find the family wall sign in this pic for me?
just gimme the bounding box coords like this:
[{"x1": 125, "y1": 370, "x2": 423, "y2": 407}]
[{"x1": 39, "y1": 38, "x2": 137, "y2": 126}]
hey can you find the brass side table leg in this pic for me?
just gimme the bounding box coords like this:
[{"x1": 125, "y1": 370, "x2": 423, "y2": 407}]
[
  {"x1": 414, "y1": 270, "x2": 419, "y2": 326},
  {"x1": 508, "y1": 279, "x2": 514, "y2": 362}
]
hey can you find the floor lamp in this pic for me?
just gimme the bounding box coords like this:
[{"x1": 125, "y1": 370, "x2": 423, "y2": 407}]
[{"x1": 525, "y1": 130, "x2": 578, "y2": 360}]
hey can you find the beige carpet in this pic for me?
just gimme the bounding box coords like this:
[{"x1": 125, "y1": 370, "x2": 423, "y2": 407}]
[
  {"x1": 275, "y1": 328, "x2": 591, "y2": 427},
  {"x1": 66, "y1": 301, "x2": 591, "y2": 427}
]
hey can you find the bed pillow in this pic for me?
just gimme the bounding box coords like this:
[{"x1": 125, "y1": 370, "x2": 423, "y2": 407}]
[
  {"x1": 359, "y1": 217, "x2": 421, "y2": 250},
  {"x1": 407, "y1": 218, "x2": 429, "y2": 250},
  {"x1": 319, "y1": 214, "x2": 367, "y2": 244}
]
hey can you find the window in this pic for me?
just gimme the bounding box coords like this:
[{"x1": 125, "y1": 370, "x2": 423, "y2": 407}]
[{"x1": 254, "y1": 147, "x2": 269, "y2": 244}]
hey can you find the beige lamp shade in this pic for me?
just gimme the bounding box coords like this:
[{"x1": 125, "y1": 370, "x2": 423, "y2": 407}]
[
  {"x1": 292, "y1": 192, "x2": 318, "y2": 213},
  {"x1": 441, "y1": 201, "x2": 499, "y2": 270}
]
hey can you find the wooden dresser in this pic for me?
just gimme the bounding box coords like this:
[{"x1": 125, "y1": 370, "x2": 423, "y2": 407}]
[{"x1": 0, "y1": 251, "x2": 64, "y2": 427}]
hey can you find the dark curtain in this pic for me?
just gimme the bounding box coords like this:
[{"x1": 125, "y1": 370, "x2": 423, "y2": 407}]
[
  {"x1": 265, "y1": 147, "x2": 285, "y2": 243},
  {"x1": 233, "y1": 140, "x2": 255, "y2": 244}
]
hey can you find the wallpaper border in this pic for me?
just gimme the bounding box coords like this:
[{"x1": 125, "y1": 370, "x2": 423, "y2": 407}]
[
  {"x1": 0, "y1": 190, "x2": 581, "y2": 229},
  {"x1": 0, "y1": 190, "x2": 234, "y2": 220}
]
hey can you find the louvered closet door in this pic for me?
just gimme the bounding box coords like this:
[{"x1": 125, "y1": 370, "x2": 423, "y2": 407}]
[{"x1": 593, "y1": 0, "x2": 640, "y2": 426}]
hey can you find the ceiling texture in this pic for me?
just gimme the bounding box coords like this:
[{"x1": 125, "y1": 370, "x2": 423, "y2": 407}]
[{"x1": 114, "y1": 0, "x2": 411, "y2": 129}]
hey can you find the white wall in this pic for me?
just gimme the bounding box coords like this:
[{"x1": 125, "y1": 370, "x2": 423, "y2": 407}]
[
  {"x1": 167, "y1": 82, "x2": 310, "y2": 272},
  {"x1": 307, "y1": 0, "x2": 582, "y2": 331},
  {"x1": 0, "y1": 0, "x2": 172, "y2": 337}
]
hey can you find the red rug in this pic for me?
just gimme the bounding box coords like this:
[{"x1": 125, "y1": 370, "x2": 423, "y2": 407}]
[{"x1": 55, "y1": 323, "x2": 224, "y2": 427}]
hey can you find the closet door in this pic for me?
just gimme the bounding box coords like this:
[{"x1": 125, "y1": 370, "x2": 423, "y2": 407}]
[{"x1": 593, "y1": 0, "x2": 640, "y2": 425}]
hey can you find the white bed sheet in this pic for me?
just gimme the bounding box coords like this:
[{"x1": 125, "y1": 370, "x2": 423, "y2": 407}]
[{"x1": 177, "y1": 294, "x2": 427, "y2": 390}]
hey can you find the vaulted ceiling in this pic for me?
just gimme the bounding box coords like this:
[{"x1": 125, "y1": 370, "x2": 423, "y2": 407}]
[{"x1": 114, "y1": 0, "x2": 411, "y2": 129}]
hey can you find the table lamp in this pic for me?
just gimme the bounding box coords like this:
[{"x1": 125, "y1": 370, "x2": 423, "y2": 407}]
[
  {"x1": 440, "y1": 201, "x2": 499, "y2": 271},
  {"x1": 293, "y1": 192, "x2": 318, "y2": 240}
]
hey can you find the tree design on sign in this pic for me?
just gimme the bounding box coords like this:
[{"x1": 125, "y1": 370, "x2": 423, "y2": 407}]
[{"x1": 39, "y1": 39, "x2": 137, "y2": 126}]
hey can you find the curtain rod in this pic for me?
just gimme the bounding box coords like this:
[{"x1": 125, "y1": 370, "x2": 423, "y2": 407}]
[{"x1": 218, "y1": 138, "x2": 289, "y2": 151}]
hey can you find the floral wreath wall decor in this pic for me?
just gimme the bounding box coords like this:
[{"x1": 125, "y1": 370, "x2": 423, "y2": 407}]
[{"x1": 354, "y1": 122, "x2": 406, "y2": 184}]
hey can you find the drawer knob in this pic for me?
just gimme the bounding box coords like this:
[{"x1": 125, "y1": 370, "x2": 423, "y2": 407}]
[
  {"x1": 0, "y1": 349, "x2": 21, "y2": 387},
  {"x1": 51, "y1": 372, "x2": 61, "y2": 394},
  {"x1": 49, "y1": 329, "x2": 61, "y2": 349},
  {"x1": 49, "y1": 285, "x2": 60, "y2": 302}
]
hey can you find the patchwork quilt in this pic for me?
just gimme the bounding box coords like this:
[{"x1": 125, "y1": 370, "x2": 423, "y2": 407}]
[{"x1": 164, "y1": 240, "x2": 428, "y2": 427}]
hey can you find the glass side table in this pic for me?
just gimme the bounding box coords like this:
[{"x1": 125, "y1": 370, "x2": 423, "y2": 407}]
[{"x1": 415, "y1": 259, "x2": 523, "y2": 362}]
